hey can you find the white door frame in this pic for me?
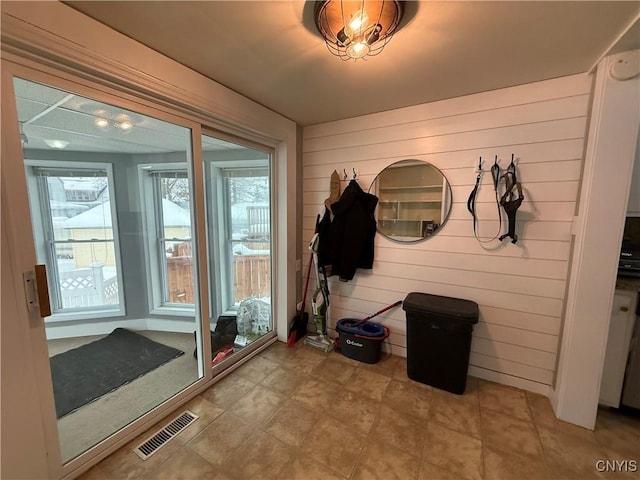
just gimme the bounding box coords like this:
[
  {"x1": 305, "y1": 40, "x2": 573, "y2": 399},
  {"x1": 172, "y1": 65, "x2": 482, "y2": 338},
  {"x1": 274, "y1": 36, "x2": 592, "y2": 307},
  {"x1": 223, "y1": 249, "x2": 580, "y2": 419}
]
[
  {"x1": 550, "y1": 50, "x2": 640, "y2": 429},
  {"x1": 1, "y1": 65, "x2": 62, "y2": 479},
  {"x1": 0, "y1": 110, "x2": 51, "y2": 479}
]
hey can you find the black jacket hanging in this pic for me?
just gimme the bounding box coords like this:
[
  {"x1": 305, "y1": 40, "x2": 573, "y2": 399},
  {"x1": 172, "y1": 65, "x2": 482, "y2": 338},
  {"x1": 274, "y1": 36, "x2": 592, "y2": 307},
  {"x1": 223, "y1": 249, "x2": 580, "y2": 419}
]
[{"x1": 320, "y1": 180, "x2": 378, "y2": 282}]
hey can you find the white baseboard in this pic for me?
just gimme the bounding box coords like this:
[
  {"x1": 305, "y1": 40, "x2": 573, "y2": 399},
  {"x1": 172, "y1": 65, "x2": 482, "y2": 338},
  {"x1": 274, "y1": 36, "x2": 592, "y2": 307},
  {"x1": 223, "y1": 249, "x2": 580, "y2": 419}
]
[
  {"x1": 45, "y1": 317, "x2": 197, "y2": 339},
  {"x1": 45, "y1": 319, "x2": 148, "y2": 339},
  {"x1": 468, "y1": 365, "x2": 550, "y2": 396},
  {"x1": 145, "y1": 318, "x2": 199, "y2": 334}
]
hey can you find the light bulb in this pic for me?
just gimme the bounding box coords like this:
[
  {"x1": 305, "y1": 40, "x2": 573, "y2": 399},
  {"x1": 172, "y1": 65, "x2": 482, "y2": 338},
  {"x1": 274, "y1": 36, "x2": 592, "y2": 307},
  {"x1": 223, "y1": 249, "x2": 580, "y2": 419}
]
[
  {"x1": 345, "y1": 10, "x2": 369, "y2": 36},
  {"x1": 115, "y1": 114, "x2": 133, "y2": 133},
  {"x1": 44, "y1": 139, "x2": 69, "y2": 149},
  {"x1": 95, "y1": 117, "x2": 110, "y2": 129},
  {"x1": 346, "y1": 41, "x2": 370, "y2": 59},
  {"x1": 117, "y1": 120, "x2": 133, "y2": 131}
]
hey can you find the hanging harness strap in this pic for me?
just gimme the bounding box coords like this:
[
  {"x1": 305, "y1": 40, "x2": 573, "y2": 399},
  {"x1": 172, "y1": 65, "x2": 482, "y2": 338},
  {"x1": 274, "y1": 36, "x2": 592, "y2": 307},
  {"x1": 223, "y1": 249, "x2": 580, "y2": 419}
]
[
  {"x1": 498, "y1": 158, "x2": 524, "y2": 244},
  {"x1": 466, "y1": 157, "x2": 482, "y2": 236},
  {"x1": 490, "y1": 156, "x2": 502, "y2": 235},
  {"x1": 467, "y1": 156, "x2": 503, "y2": 243}
]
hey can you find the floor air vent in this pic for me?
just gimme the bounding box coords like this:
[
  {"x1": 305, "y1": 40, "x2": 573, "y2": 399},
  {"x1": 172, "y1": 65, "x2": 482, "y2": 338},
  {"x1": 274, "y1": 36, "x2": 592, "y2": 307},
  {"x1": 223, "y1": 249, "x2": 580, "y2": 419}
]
[{"x1": 133, "y1": 410, "x2": 198, "y2": 460}]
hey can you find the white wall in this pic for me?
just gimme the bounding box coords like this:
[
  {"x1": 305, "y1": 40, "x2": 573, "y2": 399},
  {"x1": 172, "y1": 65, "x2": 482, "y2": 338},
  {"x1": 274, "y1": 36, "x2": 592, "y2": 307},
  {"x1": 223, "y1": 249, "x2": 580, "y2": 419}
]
[
  {"x1": 303, "y1": 74, "x2": 592, "y2": 395},
  {"x1": 551, "y1": 50, "x2": 640, "y2": 429}
]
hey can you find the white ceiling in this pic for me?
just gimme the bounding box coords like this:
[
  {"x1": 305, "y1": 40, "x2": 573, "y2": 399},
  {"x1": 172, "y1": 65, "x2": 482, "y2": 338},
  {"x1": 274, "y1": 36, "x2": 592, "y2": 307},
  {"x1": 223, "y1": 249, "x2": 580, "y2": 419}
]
[
  {"x1": 14, "y1": 78, "x2": 244, "y2": 153},
  {"x1": 63, "y1": 1, "x2": 640, "y2": 127}
]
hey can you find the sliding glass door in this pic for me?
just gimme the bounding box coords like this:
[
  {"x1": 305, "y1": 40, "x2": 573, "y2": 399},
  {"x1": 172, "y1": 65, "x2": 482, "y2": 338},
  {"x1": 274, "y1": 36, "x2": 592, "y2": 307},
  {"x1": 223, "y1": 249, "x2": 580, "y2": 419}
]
[
  {"x1": 5, "y1": 66, "x2": 277, "y2": 475},
  {"x1": 13, "y1": 77, "x2": 205, "y2": 463}
]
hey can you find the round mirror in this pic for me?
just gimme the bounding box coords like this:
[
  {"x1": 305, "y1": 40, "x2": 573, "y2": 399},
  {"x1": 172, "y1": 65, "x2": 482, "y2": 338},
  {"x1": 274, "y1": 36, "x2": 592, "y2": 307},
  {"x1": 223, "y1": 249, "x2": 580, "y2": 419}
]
[{"x1": 370, "y1": 159, "x2": 452, "y2": 242}]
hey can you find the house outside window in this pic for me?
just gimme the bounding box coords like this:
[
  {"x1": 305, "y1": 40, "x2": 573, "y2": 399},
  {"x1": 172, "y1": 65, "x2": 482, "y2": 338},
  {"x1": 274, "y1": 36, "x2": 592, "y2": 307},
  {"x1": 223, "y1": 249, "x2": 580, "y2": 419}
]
[{"x1": 24, "y1": 161, "x2": 124, "y2": 318}]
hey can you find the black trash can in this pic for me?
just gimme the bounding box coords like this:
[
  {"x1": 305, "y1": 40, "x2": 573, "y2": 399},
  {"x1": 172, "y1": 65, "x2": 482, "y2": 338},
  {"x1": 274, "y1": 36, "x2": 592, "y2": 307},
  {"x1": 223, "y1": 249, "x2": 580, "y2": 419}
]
[{"x1": 403, "y1": 292, "x2": 479, "y2": 394}]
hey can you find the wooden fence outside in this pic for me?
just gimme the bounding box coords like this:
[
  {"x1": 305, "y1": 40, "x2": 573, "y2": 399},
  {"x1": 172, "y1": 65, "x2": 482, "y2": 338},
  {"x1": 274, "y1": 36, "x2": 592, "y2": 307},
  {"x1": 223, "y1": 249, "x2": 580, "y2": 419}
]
[
  {"x1": 166, "y1": 255, "x2": 195, "y2": 303},
  {"x1": 233, "y1": 255, "x2": 271, "y2": 300},
  {"x1": 166, "y1": 252, "x2": 270, "y2": 304}
]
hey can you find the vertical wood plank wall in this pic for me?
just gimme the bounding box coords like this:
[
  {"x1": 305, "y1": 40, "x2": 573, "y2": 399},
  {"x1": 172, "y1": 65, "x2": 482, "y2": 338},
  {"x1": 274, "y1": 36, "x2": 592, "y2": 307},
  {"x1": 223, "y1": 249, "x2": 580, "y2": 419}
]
[{"x1": 302, "y1": 74, "x2": 592, "y2": 394}]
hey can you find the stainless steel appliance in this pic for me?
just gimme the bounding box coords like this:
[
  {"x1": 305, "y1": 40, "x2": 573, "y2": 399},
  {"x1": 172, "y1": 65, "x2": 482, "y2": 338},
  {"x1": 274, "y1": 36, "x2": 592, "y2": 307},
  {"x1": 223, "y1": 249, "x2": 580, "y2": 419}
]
[
  {"x1": 619, "y1": 217, "x2": 640, "y2": 278},
  {"x1": 621, "y1": 295, "x2": 640, "y2": 410}
]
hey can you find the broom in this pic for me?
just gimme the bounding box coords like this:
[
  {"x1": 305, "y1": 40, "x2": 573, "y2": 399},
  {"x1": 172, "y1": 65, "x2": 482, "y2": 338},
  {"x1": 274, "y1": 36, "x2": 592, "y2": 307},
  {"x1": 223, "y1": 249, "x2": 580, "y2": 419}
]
[{"x1": 287, "y1": 253, "x2": 313, "y2": 346}]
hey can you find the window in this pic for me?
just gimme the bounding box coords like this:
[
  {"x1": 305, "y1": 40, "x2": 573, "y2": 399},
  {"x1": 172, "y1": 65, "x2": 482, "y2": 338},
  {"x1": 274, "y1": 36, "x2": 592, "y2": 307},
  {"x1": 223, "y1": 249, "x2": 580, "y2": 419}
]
[
  {"x1": 25, "y1": 162, "x2": 123, "y2": 317},
  {"x1": 202, "y1": 143, "x2": 272, "y2": 347},
  {"x1": 204, "y1": 159, "x2": 271, "y2": 312},
  {"x1": 225, "y1": 167, "x2": 271, "y2": 303},
  {"x1": 142, "y1": 156, "x2": 271, "y2": 320},
  {"x1": 140, "y1": 165, "x2": 195, "y2": 311}
]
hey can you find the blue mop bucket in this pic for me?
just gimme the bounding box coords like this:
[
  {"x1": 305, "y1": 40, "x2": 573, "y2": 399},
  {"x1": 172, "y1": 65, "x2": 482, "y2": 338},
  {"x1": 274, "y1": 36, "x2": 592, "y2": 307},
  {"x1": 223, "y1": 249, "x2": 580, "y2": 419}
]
[{"x1": 336, "y1": 318, "x2": 390, "y2": 364}]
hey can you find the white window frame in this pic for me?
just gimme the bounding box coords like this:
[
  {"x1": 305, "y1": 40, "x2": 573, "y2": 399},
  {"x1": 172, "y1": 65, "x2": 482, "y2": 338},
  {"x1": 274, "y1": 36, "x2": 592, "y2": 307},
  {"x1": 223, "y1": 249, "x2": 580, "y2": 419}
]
[
  {"x1": 24, "y1": 159, "x2": 125, "y2": 322},
  {"x1": 142, "y1": 159, "x2": 272, "y2": 317},
  {"x1": 139, "y1": 162, "x2": 196, "y2": 316},
  {"x1": 206, "y1": 160, "x2": 272, "y2": 315}
]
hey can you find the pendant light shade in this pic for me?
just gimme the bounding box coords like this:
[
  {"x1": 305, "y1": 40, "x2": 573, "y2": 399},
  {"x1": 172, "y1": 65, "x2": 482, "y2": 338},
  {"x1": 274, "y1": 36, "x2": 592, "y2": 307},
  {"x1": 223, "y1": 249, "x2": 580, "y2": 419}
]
[{"x1": 315, "y1": 0, "x2": 404, "y2": 61}]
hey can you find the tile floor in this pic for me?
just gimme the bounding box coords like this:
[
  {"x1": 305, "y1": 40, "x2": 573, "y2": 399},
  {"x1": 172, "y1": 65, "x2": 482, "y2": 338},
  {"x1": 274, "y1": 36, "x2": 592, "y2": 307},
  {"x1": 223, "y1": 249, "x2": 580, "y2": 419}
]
[{"x1": 79, "y1": 341, "x2": 640, "y2": 480}]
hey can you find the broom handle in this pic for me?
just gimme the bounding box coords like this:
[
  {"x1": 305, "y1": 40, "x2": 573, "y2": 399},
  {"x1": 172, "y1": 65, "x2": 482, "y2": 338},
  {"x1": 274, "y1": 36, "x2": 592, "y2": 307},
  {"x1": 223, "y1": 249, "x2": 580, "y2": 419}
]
[
  {"x1": 300, "y1": 254, "x2": 313, "y2": 315},
  {"x1": 359, "y1": 300, "x2": 403, "y2": 324}
]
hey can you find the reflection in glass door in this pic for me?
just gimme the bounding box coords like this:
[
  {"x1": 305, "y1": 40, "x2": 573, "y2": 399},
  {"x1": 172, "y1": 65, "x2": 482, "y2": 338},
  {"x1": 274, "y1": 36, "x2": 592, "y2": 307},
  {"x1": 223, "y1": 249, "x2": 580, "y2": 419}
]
[{"x1": 13, "y1": 77, "x2": 204, "y2": 462}]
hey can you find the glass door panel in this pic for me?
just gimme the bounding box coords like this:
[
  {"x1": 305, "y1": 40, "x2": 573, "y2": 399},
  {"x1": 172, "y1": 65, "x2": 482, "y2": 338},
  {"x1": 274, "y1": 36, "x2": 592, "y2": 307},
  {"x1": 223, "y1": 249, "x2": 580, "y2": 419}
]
[
  {"x1": 13, "y1": 77, "x2": 204, "y2": 463},
  {"x1": 202, "y1": 134, "x2": 274, "y2": 363}
]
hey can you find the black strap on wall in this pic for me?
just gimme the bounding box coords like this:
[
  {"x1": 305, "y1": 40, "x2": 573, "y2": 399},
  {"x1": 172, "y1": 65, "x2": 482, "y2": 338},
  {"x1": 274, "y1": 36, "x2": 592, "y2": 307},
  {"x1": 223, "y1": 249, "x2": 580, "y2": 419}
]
[
  {"x1": 498, "y1": 156, "x2": 524, "y2": 244},
  {"x1": 467, "y1": 156, "x2": 503, "y2": 243},
  {"x1": 466, "y1": 157, "x2": 482, "y2": 234}
]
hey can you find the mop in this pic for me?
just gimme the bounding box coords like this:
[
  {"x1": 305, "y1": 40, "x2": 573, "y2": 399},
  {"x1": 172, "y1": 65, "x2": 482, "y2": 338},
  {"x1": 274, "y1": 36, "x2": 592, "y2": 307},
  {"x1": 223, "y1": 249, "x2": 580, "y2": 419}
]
[{"x1": 303, "y1": 232, "x2": 334, "y2": 352}]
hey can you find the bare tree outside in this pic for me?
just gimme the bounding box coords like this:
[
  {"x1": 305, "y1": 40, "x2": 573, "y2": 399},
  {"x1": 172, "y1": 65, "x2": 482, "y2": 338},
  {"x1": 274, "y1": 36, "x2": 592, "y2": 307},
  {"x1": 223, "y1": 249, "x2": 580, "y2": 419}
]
[{"x1": 160, "y1": 177, "x2": 190, "y2": 206}]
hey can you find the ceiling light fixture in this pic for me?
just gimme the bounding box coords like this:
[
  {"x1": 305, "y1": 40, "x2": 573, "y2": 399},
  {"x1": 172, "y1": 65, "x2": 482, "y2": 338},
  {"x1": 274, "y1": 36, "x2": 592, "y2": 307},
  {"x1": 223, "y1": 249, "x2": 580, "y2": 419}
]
[
  {"x1": 95, "y1": 117, "x2": 110, "y2": 129},
  {"x1": 94, "y1": 113, "x2": 134, "y2": 133},
  {"x1": 315, "y1": 0, "x2": 404, "y2": 61},
  {"x1": 114, "y1": 114, "x2": 134, "y2": 134},
  {"x1": 116, "y1": 119, "x2": 133, "y2": 132},
  {"x1": 44, "y1": 139, "x2": 70, "y2": 149}
]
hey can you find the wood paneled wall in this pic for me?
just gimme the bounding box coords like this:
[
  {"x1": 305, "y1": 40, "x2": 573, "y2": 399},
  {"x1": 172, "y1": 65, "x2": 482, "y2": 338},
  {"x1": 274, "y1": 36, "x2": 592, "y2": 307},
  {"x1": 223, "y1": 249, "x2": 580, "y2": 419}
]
[{"x1": 302, "y1": 74, "x2": 592, "y2": 394}]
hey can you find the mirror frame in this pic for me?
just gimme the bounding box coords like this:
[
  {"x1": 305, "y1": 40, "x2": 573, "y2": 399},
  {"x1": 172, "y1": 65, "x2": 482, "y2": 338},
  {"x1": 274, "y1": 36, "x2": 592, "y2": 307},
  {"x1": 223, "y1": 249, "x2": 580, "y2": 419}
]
[{"x1": 370, "y1": 159, "x2": 452, "y2": 243}]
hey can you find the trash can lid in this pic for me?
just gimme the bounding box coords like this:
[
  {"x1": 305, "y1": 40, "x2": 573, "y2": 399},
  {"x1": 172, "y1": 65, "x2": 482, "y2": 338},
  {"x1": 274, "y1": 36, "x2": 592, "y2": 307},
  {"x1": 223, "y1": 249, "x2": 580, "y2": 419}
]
[{"x1": 402, "y1": 292, "x2": 479, "y2": 322}]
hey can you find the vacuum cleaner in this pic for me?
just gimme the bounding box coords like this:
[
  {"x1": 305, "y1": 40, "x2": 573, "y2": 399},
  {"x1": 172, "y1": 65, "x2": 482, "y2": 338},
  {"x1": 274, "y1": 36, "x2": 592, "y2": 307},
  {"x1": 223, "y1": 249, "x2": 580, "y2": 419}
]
[{"x1": 304, "y1": 232, "x2": 334, "y2": 353}]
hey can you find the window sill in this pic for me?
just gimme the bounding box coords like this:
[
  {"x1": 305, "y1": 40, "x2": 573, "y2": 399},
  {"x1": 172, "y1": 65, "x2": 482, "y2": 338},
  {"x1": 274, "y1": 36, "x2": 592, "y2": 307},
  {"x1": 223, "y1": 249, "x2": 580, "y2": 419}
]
[
  {"x1": 44, "y1": 308, "x2": 124, "y2": 323},
  {"x1": 150, "y1": 305, "x2": 196, "y2": 317}
]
